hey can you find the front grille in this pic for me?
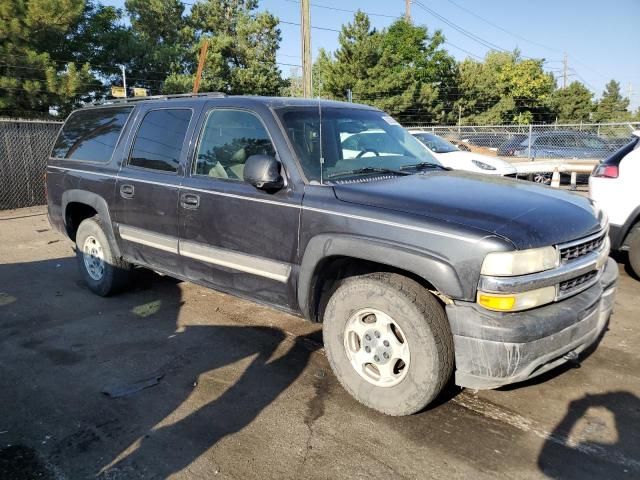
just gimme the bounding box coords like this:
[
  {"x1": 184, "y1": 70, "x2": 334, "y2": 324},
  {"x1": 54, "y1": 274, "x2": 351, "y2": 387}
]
[
  {"x1": 558, "y1": 270, "x2": 598, "y2": 296},
  {"x1": 560, "y1": 232, "x2": 605, "y2": 263}
]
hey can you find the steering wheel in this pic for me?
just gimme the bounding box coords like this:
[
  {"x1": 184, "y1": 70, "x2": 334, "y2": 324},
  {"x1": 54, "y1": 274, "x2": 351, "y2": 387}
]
[{"x1": 356, "y1": 148, "x2": 380, "y2": 158}]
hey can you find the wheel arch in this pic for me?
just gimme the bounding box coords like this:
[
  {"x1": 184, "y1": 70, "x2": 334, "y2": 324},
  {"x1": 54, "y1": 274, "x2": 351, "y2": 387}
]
[
  {"x1": 297, "y1": 234, "x2": 465, "y2": 322},
  {"x1": 62, "y1": 189, "x2": 121, "y2": 257},
  {"x1": 618, "y1": 205, "x2": 640, "y2": 250}
]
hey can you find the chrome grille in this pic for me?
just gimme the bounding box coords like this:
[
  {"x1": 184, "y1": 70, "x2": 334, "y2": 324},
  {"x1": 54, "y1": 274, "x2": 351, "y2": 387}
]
[
  {"x1": 559, "y1": 232, "x2": 605, "y2": 263},
  {"x1": 558, "y1": 271, "x2": 598, "y2": 296}
]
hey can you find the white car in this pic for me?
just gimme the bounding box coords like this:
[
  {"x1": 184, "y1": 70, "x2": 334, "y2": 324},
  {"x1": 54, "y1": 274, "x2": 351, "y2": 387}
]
[
  {"x1": 409, "y1": 130, "x2": 517, "y2": 176},
  {"x1": 589, "y1": 131, "x2": 640, "y2": 277}
]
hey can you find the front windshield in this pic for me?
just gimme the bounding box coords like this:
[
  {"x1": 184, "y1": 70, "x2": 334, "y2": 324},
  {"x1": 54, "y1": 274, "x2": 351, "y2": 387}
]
[
  {"x1": 413, "y1": 132, "x2": 458, "y2": 153},
  {"x1": 276, "y1": 107, "x2": 441, "y2": 183}
]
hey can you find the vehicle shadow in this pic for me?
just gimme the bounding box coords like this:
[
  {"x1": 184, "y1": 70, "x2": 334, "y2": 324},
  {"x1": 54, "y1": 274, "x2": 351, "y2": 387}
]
[
  {"x1": 0, "y1": 256, "x2": 320, "y2": 479},
  {"x1": 537, "y1": 391, "x2": 640, "y2": 479}
]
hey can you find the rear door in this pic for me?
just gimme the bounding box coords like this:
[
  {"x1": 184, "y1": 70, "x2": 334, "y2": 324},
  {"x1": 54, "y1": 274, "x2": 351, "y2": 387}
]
[
  {"x1": 178, "y1": 107, "x2": 302, "y2": 308},
  {"x1": 114, "y1": 105, "x2": 199, "y2": 273}
]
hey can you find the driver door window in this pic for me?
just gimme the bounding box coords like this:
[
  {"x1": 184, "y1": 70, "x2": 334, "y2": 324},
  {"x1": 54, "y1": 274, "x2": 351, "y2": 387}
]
[{"x1": 194, "y1": 109, "x2": 276, "y2": 181}]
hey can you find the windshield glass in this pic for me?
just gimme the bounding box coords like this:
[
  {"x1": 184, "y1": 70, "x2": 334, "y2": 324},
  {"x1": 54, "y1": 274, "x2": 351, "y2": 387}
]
[
  {"x1": 276, "y1": 107, "x2": 441, "y2": 183},
  {"x1": 412, "y1": 132, "x2": 458, "y2": 153}
]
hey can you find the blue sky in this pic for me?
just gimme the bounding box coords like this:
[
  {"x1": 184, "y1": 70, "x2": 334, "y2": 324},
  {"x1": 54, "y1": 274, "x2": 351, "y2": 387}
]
[{"x1": 102, "y1": 0, "x2": 640, "y2": 109}]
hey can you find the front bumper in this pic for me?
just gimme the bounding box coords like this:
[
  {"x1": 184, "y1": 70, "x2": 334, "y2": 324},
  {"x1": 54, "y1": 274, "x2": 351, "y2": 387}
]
[{"x1": 446, "y1": 257, "x2": 618, "y2": 390}]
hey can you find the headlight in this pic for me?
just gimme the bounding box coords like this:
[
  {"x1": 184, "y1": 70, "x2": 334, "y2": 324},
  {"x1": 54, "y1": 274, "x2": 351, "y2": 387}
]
[
  {"x1": 472, "y1": 160, "x2": 496, "y2": 170},
  {"x1": 477, "y1": 286, "x2": 556, "y2": 312},
  {"x1": 481, "y1": 246, "x2": 560, "y2": 276}
]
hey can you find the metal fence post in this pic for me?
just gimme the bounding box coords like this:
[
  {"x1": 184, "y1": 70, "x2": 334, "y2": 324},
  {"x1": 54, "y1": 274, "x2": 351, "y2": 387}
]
[{"x1": 528, "y1": 124, "x2": 533, "y2": 161}]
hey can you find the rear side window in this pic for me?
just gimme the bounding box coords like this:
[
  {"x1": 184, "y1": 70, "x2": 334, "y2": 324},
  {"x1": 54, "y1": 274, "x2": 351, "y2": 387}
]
[
  {"x1": 129, "y1": 109, "x2": 192, "y2": 173},
  {"x1": 52, "y1": 106, "x2": 133, "y2": 161}
]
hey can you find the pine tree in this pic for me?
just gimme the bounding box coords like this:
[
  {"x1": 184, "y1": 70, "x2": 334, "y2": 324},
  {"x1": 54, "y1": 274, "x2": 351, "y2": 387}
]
[
  {"x1": 0, "y1": 0, "x2": 100, "y2": 117},
  {"x1": 314, "y1": 13, "x2": 457, "y2": 124},
  {"x1": 593, "y1": 80, "x2": 631, "y2": 122},
  {"x1": 163, "y1": 0, "x2": 285, "y2": 95}
]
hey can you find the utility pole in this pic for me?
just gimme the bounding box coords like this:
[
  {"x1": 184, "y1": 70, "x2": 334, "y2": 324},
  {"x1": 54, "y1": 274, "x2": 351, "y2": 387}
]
[
  {"x1": 193, "y1": 39, "x2": 209, "y2": 94},
  {"x1": 405, "y1": 0, "x2": 411, "y2": 22},
  {"x1": 458, "y1": 105, "x2": 462, "y2": 133},
  {"x1": 120, "y1": 65, "x2": 127, "y2": 98},
  {"x1": 627, "y1": 82, "x2": 633, "y2": 100},
  {"x1": 301, "y1": 0, "x2": 312, "y2": 97},
  {"x1": 562, "y1": 52, "x2": 568, "y2": 89}
]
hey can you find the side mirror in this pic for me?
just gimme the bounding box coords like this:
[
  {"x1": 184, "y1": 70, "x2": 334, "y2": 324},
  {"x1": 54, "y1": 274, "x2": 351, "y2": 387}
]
[{"x1": 244, "y1": 154, "x2": 284, "y2": 191}]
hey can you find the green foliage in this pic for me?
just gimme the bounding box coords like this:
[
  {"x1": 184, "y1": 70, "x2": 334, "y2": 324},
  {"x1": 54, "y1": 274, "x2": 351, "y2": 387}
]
[
  {"x1": 315, "y1": 13, "x2": 457, "y2": 124},
  {"x1": 593, "y1": 80, "x2": 632, "y2": 123},
  {"x1": 550, "y1": 81, "x2": 594, "y2": 123},
  {"x1": 0, "y1": 0, "x2": 128, "y2": 117},
  {"x1": 455, "y1": 51, "x2": 555, "y2": 124},
  {"x1": 124, "y1": 0, "x2": 190, "y2": 90},
  {"x1": 163, "y1": 0, "x2": 285, "y2": 95}
]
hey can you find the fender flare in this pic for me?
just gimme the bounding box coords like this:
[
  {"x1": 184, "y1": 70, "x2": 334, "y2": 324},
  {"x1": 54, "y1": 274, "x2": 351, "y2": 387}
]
[
  {"x1": 297, "y1": 234, "x2": 465, "y2": 320},
  {"x1": 61, "y1": 189, "x2": 121, "y2": 257}
]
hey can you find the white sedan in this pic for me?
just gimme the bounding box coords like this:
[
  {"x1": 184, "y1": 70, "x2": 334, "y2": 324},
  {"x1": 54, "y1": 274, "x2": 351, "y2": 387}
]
[{"x1": 409, "y1": 130, "x2": 517, "y2": 176}]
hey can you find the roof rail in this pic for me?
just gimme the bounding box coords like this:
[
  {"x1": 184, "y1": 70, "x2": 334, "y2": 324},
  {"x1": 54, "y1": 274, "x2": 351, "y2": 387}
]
[{"x1": 88, "y1": 92, "x2": 227, "y2": 107}]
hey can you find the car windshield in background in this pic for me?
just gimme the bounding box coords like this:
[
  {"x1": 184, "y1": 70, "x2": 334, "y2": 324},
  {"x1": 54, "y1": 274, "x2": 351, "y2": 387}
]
[
  {"x1": 276, "y1": 107, "x2": 441, "y2": 183},
  {"x1": 413, "y1": 133, "x2": 458, "y2": 153}
]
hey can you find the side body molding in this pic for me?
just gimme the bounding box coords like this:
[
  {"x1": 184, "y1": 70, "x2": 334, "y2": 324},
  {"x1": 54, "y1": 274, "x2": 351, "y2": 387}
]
[
  {"x1": 61, "y1": 189, "x2": 121, "y2": 257},
  {"x1": 297, "y1": 234, "x2": 465, "y2": 320}
]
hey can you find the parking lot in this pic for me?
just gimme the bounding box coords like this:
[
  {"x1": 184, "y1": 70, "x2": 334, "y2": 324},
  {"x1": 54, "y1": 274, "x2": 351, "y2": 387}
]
[{"x1": 1, "y1": 206, "x2": 639, "y2": 480}]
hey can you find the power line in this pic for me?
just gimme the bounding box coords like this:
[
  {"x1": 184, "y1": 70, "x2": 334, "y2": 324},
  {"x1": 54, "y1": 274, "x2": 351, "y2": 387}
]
[
  {"x1": 441, "y1": 0, "x2": 611, "y2": 84},
  {"x1": 279, "y1": 20, "x2": 340, "y2": 33},
  {"x1": 443, "y1": 0, "x2": 562, "y2": 54},
  {"x1": 412, "y1": 1, "x2": 509, "y2": 53},
  {"x1": 277, "y1": 0, "x2": 398, "y2": 19},
  {"x1": 443, "y1": 41, "x2": 483, "y2": 61}
]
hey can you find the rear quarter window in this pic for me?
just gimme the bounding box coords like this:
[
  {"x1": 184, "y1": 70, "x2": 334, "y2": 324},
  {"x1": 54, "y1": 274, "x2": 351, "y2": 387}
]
[{"x1": 51, "y1": 106, "x2": 133, "y2": 162}]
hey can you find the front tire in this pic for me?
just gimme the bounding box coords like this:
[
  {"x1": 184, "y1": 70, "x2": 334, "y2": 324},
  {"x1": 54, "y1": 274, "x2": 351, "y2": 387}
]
[
  {"x1": 627, "y1": 225, "x2": 640, "y2": 278},
  {"x1": 322, "y1": 273, "x2": 454, "y2": 416},
  {"x1": 75, "y1": 216, "x2": 132, "y2": 296}
]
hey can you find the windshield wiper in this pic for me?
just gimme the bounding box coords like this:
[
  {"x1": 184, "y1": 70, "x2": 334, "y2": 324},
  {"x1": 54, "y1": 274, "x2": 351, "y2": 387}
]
[
  {"x1": 327, "y1": 167, "x2": 411, "y2": 179},
  {"x1": 401, "y1": 162, "x2": 450, "y2": 171}
]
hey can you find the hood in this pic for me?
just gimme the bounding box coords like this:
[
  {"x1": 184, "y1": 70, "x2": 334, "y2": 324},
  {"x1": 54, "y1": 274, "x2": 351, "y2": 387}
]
[{"x1": 332, "y1": 171, "x2": 602, "y2": 249}]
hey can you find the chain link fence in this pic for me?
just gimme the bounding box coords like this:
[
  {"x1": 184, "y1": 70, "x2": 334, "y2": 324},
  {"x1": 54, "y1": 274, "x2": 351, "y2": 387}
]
[
  {"x1": 0, "y1": 118, "x2": 62, "y2": 210},
  {"x1": 405, "y1": 122, "x2": 639, "y2": 161}
]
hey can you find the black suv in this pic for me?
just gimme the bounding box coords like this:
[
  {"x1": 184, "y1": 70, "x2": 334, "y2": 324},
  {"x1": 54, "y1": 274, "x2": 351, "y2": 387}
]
[{"x1": 47, "y1": 93, "x2": 617, "y2": 416}]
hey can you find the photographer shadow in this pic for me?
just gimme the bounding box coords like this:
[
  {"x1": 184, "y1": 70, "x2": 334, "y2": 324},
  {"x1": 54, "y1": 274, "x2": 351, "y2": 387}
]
[{"x1": 537, "y1": 391, "x2": 640, "y2": 479}]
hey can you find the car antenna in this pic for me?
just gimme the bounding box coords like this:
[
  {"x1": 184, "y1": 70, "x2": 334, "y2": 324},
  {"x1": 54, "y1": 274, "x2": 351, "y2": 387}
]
[{"x1": 318, "y1": 96, "x2": 324, "y2": 185}]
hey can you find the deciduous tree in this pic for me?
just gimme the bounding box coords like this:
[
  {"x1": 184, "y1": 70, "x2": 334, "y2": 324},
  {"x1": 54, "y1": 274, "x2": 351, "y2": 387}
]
[{"x1": 550, "y1": 81, "x2": 594, "y2": 123}]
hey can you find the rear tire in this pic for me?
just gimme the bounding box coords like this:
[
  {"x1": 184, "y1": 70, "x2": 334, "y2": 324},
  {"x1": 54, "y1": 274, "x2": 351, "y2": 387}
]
[
  {"x1": 322, "y1": 273, "x2": 454, "y2": 416},
  {"x1": 627, "y1": 225, "x2": 640, "y2": 278},
  {"x1": 75, "y1": 216, "x2": 132, "y2": 296}
]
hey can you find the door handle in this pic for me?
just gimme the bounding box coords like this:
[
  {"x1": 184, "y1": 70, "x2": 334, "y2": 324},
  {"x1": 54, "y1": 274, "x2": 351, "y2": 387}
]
[
  {"x1": 120, "y1": 184, "x2": 135, "y2": 199},
  {"x1": 180, "y1": 193, "x2": 200, "y2": 209}
]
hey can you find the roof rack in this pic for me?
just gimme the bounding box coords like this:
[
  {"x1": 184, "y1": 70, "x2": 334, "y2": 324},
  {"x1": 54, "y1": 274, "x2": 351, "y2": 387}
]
[{"x1": 88, "y1": 91, "x2": 227, "y2": 107}]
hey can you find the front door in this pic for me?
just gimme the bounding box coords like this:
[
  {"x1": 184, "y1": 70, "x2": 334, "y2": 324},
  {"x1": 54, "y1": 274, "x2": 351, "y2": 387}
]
[
  {"x1": 114, "y1": 106, "x2": 197, "y2": 273},
  {"x1": 178, "y1": 108, "x2": 302, "y2": 308}
]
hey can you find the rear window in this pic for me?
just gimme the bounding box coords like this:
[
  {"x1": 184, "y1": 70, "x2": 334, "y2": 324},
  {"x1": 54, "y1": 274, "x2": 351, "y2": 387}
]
[{"x1": 51, "y1": 106, "x2": 133, "y2": 161}]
